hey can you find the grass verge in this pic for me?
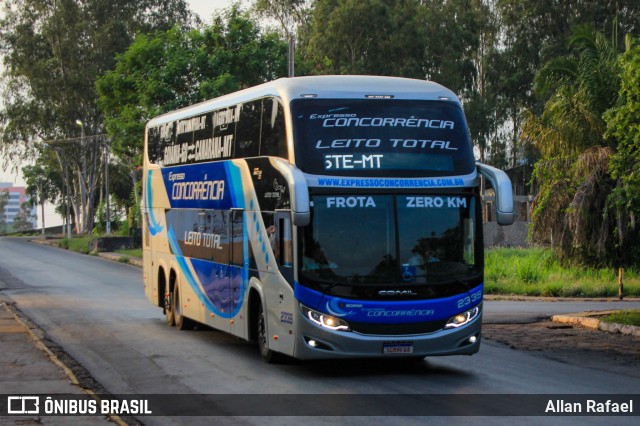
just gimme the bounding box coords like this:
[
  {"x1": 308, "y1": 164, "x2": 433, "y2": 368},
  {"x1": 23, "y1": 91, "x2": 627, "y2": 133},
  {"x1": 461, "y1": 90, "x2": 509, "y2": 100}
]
[
  {"x1": 53, "y1": 241, "x2": 639, "y2": 299},
  {"x1": 58, "y1": 236, "x2": 97, "y2": 254},
  {"x1": 485, "y1": 247, "x2": 640, "y2": 297},
  {"x1": 601, "y1": 310, "x2": 640, "y2": 327},
  {"x1": 115, "y1": 248, "x2": 142, "y2": 258}
]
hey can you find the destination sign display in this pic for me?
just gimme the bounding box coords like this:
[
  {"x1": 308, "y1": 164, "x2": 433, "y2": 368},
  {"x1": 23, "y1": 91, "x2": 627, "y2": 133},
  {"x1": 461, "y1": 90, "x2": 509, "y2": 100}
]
[{"x1": 291, "y1": 99, "x2": 475, "y2": 177}]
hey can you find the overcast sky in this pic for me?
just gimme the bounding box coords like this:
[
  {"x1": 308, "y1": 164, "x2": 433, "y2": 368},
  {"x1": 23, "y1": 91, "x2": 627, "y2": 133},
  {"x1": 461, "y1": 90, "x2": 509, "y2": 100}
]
[{"x1": 187, "y1": 0, "x2": 238, "y2": 23}]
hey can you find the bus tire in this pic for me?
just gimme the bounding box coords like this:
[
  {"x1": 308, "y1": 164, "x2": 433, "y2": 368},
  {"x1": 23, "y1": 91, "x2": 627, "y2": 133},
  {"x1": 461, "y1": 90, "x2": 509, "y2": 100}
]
[
  {"x1": 173, "y1": 284, "x2": 194, "y2": 331},
  {"x1": 164, "y1": 288, "x2": 175, "y2": 326},
  {"x1": 257, "y1": 303, "x2": 283, "y2": 363}
]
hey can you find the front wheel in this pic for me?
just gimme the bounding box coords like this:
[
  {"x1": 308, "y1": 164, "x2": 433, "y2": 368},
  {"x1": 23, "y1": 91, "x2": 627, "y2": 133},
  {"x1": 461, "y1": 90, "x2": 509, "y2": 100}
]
[{"x1": 257, "y1": 304, "x2": 283, "y2": 363}]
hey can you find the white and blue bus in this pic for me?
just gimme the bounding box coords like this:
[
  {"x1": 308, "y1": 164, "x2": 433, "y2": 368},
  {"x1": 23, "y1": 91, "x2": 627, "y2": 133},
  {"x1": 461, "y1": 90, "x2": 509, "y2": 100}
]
[{"x1": 142, "y1": 75, "x2": 514, "y2": 362}]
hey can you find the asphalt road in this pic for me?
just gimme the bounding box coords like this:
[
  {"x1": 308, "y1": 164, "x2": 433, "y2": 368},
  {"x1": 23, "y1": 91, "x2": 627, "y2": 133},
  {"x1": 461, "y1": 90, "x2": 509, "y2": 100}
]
[{"x1": 0, "y1": 237, "x2": 638, "y2": 425}]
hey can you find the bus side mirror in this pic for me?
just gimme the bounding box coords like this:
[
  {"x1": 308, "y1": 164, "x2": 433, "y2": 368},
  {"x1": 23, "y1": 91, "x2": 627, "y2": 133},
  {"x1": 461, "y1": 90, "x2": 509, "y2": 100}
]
[
  {"x1": 292, "y1": 211, "x2": 310, "y2": 227},
  {"x1": 477, "y1": 162, "x2": 515, "y2": 226},
  {"x1": 290, "y1": 165, "x2": 310, "y2": 227},
  {"x1": 271, "y1": 158, "x2": 311, "y2": 227}
]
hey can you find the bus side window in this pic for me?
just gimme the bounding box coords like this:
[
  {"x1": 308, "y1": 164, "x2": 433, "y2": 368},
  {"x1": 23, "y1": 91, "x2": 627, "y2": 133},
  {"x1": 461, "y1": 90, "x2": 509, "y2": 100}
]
[
  {"x1": 153, "y1": 121, "x2": 176, "y2": 166},
  {"x1": 235, "y1": 100, "x2": 261, "y2": 158},
  {"x1": 147, "y1": 127, "x2": 160, "y2": 164},
  {"x1": 231, "y1": 209, "x2": 244, "y2": 267},
  {"x1": 210, "y1": 210, "x2": 230, "y2": 264},
  {"x1": 213, "y1": 105, "x2": 237, "y2": 158},
  {"x1": 261, "y1": 98, "x2": 288, "y2": 159},
  {"x1": 276, "y1": 212, "x2": 292, "y2": 268}
]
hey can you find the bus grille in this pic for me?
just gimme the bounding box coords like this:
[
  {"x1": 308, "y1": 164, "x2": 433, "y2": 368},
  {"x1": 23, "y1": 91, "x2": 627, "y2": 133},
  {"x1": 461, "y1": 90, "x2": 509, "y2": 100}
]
[{"x1": 349, "y1": 319, "x2": 448, "y2": 336}]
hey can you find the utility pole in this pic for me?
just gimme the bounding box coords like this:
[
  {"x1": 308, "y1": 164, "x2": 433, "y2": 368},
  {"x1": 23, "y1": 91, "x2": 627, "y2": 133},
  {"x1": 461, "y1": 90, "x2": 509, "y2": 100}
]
[{"x1": 288, "y1": 32, "x2": 295, "y2": 77}]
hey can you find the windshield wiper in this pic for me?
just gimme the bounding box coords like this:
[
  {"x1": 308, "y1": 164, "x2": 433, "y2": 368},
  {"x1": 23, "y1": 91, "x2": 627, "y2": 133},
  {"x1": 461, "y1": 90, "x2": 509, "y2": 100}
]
[
  {"x1": 428, "y1": 273, "x2": 472, "y2": 292},
  {"x1": 318, "y1": 280, "x2": 343, "y2": 296},
  {"x1": 315, "y1": 275, "x2": 361, "y2": 295}
]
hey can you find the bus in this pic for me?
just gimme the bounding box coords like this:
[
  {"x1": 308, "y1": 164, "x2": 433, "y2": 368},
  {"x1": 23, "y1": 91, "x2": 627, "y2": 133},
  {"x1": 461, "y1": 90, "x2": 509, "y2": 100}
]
[{"x1": 142, "y1": 75, "x2": 514, "y2": 362}]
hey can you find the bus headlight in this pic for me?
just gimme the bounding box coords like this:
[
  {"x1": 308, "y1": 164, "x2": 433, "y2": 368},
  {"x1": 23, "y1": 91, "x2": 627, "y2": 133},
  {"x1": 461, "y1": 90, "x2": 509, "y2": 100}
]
[
  {"x1": 300, "y1": 305, "x2": 350, "y2": 332},
  {"x1": 445, "y1": 306, "x2": 480, "y2": 329}
]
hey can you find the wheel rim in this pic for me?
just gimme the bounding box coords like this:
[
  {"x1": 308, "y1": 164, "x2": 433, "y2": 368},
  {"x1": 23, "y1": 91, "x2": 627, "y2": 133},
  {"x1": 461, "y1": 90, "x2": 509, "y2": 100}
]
[
  {"x1": 165, "y1": 292, "x2": 173, "y2": 323},
  {"x1": 174, "y1": 286, "x2": 181, "y2": 318}
]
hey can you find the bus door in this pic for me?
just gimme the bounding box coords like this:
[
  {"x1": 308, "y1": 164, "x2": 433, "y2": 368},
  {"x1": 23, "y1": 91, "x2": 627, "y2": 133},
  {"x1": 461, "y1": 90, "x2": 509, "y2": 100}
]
[{"x1": 273, "y1": 210, "x2": 295, "y2": 354}]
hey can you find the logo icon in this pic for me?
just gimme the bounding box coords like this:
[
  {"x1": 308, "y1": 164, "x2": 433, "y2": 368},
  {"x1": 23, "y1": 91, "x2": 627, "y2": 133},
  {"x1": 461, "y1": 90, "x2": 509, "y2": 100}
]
[{"x1": 7, "y1": 396, "x2": 40, "y2": 414}]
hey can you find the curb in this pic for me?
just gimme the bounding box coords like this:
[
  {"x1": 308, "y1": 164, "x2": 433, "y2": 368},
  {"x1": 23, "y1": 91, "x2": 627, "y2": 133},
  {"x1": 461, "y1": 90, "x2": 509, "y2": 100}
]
[
  {"x1": 31, "y1": 238, "x2": 143, "y2": 268},
  {"x1": 1, "y1": 300, "x2": 128, "y2": 426},
  {"x1": 552, "y1": 311, "x2": 640, "y2": 337},
  {"x1": 96, "y1": 252, "x2": 143, "y2": 268}
]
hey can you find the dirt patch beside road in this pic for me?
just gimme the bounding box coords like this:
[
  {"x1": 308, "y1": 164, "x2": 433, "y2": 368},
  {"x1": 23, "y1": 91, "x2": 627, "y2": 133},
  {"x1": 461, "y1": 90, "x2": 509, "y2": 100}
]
[{"x1": 482, "y1": 321, "x2": 640, "y2": 378}]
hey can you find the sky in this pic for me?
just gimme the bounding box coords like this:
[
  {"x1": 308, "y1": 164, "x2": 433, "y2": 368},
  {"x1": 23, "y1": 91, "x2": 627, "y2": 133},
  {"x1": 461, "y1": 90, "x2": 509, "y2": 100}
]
[
  {"x1": 0, "y1": 0, "x2": 242, "y2": 227},
  {"x1": 187, "y1": 0, "x2": 238, "y2": 23}
]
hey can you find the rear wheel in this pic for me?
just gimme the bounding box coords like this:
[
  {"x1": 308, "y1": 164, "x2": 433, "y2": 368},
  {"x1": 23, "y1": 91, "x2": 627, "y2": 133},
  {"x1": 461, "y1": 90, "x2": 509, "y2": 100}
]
[
  {"x1": 173, "y1": 284, "x2": 194, "y2": 330},
  {"x1": 164, "y1": 288, "x2": 175, "y2": 326}
]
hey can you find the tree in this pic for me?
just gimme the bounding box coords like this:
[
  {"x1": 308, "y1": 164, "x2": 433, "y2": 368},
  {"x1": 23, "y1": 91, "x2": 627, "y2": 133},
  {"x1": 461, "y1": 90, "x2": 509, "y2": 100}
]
[
  {"x1": 303, "y1": 0, "x2": 428, "y2": 78},
  {"x1": 0, "y1": 190, "x2": 9, "y2": 234},
  {"x1": 493, "y1": 0, "x2": 640, "y2": 167},
  {"x1": 457, "y1": 0, "x2": 500, "y2": 164},
  {"x1": 0, "y1": 0, "x2": 194, "y2": 233},
  {"x1": 523, "y1": 28, "x2": 623, "y2": 266},
  {"x1": 604, "y1": 36, "x2": 640, "y2": 266},
  {"x1": 97, "y1": 5, "x2": 288, "y2": 165},
  {"x1": 23, "y1": 163, "x2": 60, "y2": 233},
  {"x1": 253, "y1": 0, "x2": 311, "y2": 36},
  {"x1": 12, "y1": 201, "x2": 35, "y2": 232}
]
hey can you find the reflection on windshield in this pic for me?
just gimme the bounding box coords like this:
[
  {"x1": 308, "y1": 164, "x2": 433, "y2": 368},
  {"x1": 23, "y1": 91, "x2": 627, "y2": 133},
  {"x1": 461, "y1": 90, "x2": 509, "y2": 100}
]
[
  {"x1": 299, "y1": 195, "x2": 479, "y2": 289},
  {"x1": 301, "y1": 195, "x2": 396, "y2": 284},
  {"x1": 397, "y1": 195, "x2": 476, "y2": 283}
]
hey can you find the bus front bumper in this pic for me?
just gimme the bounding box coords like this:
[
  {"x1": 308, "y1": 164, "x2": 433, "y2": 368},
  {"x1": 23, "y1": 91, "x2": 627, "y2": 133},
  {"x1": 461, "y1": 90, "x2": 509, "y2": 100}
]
[{"x1": 293, "y1": 306, "x2": 482, "y2": 360}]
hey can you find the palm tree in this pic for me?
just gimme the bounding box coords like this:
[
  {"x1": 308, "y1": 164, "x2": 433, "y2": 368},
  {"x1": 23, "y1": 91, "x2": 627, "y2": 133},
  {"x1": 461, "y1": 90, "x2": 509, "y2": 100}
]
[{"x1": 522, "y1": 27, "x2": 622, "y2": 266}]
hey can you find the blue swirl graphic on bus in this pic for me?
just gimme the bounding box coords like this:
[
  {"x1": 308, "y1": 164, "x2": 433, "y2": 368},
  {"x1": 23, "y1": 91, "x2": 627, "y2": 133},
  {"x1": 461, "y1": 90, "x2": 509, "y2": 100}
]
[
  {"x1": 167, "y1": 226, "x2": 243, "y2": 318},
  {"x1": 325, "y1": 298, "x2": 356, "y2": 317},
  {"x1": 146, "y1": 170, "x2": 163, "y2": 236}
]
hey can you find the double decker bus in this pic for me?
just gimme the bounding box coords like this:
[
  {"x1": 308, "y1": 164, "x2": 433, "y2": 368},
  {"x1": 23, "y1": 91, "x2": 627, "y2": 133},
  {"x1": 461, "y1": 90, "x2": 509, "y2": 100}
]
[{"x1": 142, "y1": 75, "x2": 514, "y2": 362}]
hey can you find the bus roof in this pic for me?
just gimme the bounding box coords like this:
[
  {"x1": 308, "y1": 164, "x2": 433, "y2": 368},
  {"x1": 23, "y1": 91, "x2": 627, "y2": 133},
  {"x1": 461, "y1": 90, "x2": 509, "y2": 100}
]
[{"x1": 146, "y1": 75, "x2": 460, "y2": 127}]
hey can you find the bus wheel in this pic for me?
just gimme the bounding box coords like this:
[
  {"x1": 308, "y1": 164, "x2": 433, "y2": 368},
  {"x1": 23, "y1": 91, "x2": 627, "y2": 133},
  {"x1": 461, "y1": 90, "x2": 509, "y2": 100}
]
[
  {"x1": 164, "y1": 289, "x2": 175, "y2": 326},
  {"x1": 257, "y1": 304, "x2": 283, "y2": 363},
  {"x1": 172, "y1": 284, "x2": 194, "y2": 331}
]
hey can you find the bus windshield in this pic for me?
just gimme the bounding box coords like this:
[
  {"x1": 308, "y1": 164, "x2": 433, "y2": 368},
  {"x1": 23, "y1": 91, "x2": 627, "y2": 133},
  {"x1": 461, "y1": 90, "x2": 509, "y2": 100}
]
[
  {"x1": 291, "y1": 99, "x2": 475, "y2": 177},
  {"x1": 299, "y1": 194, "x2": 480, "y2": 295}
]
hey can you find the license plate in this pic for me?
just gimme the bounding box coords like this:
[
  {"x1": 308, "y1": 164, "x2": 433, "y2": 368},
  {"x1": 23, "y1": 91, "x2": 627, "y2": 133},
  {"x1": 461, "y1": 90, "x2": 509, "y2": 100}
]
[{"x1": 383, "y1": 342, "x2": 414, "y2": 354}]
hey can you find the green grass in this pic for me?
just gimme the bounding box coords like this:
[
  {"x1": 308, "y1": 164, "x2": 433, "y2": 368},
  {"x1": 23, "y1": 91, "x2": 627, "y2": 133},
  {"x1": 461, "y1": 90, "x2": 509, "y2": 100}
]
[
  {"x1": 54, "y1": 240, "x2": 638, "y2": 298},
  {"x1": 115, "y1": 248, "x2": 142, "y2": 258},
  {"x1": 56, "y1": 237, "x2": 142, "y2": 258},
  {"x1": 58, "y1": 236, "x2": 97, "y2": 254},
  {"x1": 601, "y1": 310, "x2": 640, "y2": 327},
  {"x1": 484, "y1": 247, "x2": 640, "y2": 297}
]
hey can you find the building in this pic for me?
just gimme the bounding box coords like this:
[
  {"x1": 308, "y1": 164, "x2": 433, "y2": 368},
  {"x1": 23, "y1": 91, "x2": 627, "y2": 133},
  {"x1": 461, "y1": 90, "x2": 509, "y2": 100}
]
[
  {"x1": 0, "y1": 182, "x2": 37, "y2": 232},
  {"x1": 481, "y1": 165, "x2": 536, "y2": 248}
]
